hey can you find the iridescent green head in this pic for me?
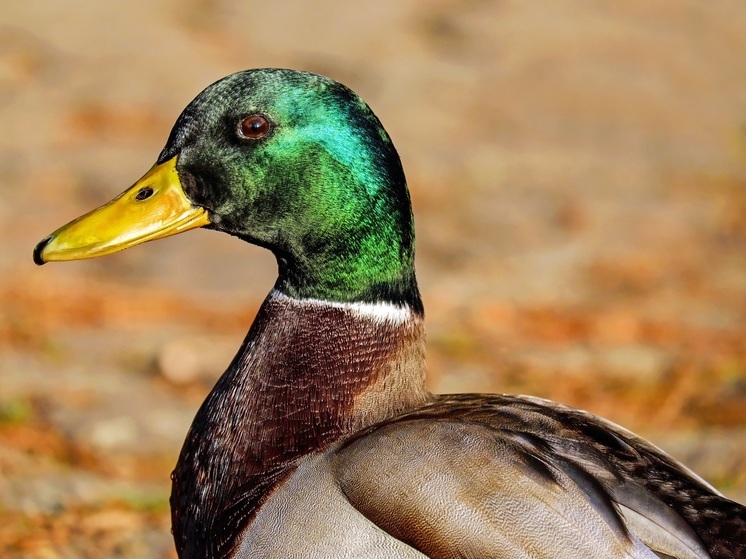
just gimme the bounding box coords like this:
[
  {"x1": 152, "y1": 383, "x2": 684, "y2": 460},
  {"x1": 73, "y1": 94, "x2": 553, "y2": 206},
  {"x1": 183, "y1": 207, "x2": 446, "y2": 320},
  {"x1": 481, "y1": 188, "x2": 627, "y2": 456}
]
[{"x1": 34, "y1": 69, "x2": 422, "y2": 312}]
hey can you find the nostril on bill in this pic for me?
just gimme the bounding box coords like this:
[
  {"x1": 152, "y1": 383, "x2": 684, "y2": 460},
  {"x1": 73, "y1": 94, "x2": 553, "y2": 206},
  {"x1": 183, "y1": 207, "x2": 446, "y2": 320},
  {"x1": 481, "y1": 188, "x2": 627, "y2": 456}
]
[{"x1": 135, "y1": 187, "x2": 154, "y2": 201}]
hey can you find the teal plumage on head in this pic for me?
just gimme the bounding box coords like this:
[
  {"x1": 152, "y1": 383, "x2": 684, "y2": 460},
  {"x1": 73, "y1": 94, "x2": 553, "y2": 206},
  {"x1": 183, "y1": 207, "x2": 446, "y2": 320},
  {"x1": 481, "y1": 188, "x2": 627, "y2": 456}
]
[{"x1": 160, "y1": 69, "x2": 421, "y2": 310}]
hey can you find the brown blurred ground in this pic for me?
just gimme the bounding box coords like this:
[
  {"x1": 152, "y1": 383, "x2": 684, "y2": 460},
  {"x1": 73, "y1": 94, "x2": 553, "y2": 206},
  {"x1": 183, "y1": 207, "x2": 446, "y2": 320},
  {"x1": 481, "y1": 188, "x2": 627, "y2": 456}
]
[{"x1": 2, "y1": 1, "x2": 745, "y2": 557}]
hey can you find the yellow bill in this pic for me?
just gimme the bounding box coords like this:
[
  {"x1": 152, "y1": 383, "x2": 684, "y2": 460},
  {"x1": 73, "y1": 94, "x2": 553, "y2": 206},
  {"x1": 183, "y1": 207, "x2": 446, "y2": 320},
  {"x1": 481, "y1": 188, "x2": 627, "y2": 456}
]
[{"x1": 33, "y1": 156, "x2": 210, "y2": 265}]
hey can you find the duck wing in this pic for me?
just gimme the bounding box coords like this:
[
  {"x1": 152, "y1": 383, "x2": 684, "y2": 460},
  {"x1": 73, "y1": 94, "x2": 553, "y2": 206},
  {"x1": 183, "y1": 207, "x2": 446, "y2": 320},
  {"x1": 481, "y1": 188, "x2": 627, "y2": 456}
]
[{"x1": 334, "y1": 394, "x2": 745, "y2": 559}]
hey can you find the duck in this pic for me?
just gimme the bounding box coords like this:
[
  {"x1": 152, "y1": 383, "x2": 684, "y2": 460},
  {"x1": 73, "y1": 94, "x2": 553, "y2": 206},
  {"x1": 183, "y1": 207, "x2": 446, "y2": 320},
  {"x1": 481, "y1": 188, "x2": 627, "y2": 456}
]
[{"x1": 34, "y1": 68, "x2": 745, "y2": 559}]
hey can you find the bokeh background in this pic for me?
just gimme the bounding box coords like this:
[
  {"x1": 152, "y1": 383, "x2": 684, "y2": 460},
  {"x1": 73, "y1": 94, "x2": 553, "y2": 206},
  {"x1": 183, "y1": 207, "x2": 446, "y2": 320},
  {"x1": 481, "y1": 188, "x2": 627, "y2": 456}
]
[{"x1": 2, "y1": 1, "x2": 745, "y2": 557}]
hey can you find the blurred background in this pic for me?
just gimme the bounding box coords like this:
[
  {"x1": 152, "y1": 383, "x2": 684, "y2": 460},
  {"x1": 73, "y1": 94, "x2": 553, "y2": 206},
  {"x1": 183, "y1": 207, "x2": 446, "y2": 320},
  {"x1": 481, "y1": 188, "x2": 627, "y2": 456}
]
[{"x1": 2, "y1": 1, "x2": 745, "y2": 557}]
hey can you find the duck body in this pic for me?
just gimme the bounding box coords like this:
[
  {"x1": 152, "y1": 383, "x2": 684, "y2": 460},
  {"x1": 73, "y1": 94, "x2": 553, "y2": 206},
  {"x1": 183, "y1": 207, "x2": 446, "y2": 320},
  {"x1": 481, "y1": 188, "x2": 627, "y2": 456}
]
[
  {"x1": 173, "y1": 292, "x2": 743, "y2": 559},
  {"x1": 34, "y1": 69, "x2": 746, "y2": 559}
]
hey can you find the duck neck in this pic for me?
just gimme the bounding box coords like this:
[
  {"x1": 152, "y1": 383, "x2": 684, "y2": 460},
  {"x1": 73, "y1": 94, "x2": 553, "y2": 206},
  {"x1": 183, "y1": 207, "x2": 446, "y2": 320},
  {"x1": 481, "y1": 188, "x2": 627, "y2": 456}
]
[{"x1": 171, "y1": 289, "x2": 429, "y2": 558}]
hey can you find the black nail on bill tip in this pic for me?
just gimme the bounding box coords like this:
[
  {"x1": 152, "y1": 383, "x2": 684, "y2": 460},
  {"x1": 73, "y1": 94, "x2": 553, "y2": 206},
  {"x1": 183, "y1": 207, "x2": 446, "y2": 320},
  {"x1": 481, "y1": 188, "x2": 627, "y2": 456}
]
[{"x1": 33, "y1": 236, "x2": 52, "y2": 266}]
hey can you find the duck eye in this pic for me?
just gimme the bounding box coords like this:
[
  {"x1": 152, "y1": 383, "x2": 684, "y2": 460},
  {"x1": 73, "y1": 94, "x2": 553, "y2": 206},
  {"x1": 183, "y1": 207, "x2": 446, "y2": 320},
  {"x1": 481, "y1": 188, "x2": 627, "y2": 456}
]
[{"x1": 239, "y1": 115, "x2": 271, "y2": 140}]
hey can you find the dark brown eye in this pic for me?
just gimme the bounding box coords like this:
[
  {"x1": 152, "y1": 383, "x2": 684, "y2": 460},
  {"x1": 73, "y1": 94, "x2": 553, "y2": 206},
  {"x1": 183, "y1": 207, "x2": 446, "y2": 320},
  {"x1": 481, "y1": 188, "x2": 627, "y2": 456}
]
[{"x1": 239, "y1": 115, "x2": 271, "y2": 139}]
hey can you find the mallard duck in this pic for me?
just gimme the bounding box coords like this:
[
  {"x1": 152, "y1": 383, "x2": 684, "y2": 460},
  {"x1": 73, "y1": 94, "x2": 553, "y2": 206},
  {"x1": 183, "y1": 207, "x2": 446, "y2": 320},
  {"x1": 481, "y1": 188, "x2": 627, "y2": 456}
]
[{"x1": 34, "y1": 69, "x2": 745, "y2": 559}]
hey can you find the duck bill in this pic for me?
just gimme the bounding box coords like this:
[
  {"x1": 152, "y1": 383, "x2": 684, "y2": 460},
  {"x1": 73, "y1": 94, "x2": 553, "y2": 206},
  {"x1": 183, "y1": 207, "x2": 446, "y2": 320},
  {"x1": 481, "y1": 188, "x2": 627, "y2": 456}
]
[{"x1": 33, "y1": 156, "x2": 210, "y2": 265}]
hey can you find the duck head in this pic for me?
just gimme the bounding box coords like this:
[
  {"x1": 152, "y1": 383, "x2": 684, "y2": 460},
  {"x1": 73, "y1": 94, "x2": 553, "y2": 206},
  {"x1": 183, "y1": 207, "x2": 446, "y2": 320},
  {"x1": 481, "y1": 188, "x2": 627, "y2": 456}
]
[{"x1": 34, "y1": 69, "x2": 421, "y2": 310}]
